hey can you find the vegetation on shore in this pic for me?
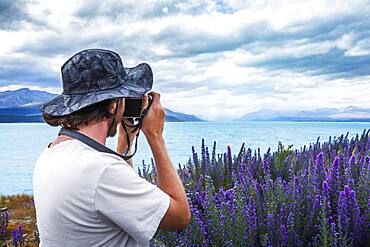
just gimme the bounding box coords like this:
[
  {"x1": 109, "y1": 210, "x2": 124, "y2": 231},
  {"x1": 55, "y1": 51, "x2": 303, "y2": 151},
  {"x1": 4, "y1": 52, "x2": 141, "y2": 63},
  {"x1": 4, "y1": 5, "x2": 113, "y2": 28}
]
[
  {"x1": 0, "y1": 194, "x2": 37, "y2": 247},
  {"x1": 1, "y1": 130, "x2": 369, "y2": 246},
  {"x1": 148, "y1": 130, "x2": 370, "y2": 246}
]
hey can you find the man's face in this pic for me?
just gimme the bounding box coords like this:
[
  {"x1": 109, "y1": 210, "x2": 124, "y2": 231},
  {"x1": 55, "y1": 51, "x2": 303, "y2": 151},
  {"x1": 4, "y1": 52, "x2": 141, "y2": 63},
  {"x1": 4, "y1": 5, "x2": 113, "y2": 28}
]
[{"x1": 107, "y1": 99, "x2": 125, "y2": 137}]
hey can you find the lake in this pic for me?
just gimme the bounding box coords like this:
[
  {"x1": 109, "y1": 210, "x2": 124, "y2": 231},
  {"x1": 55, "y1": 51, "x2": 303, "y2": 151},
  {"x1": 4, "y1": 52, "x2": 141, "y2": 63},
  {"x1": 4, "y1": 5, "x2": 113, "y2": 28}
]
[{"x1": 0, "y1": 121, "x2": 369, "y2": 195}]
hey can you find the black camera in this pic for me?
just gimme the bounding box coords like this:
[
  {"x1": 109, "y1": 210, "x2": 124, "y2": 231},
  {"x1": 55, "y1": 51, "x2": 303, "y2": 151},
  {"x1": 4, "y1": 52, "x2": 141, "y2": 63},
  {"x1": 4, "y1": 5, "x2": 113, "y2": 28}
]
[
  {"x1": 120, "y1": 95, "x2": 153, "y2": 157},
  {"x1": 123, "y1": 98, "x2": 143, "y2": 118}
]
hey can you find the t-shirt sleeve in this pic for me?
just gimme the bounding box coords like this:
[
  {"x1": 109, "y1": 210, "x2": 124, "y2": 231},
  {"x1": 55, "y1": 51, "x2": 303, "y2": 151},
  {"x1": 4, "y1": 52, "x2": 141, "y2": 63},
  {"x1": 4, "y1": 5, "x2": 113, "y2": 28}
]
[{"x1": 94, "y1": 163, "x2": 170, "y2": 244}]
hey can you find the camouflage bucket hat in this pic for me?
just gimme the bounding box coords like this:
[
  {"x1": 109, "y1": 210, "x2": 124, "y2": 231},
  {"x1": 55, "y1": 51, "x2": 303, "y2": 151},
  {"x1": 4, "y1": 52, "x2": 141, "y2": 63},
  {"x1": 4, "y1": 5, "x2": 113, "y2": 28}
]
[{"x1": 38, "y1": 49, "x2": 153, "y2": 116}]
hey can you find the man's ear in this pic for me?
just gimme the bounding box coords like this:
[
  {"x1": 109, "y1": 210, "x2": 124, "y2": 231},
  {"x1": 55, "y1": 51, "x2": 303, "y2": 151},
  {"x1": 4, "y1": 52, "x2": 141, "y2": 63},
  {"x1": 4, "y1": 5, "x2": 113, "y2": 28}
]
[
  {"x1": 108, "y1": 100, "x2": 117, "y2": 115},
  {"x1": 109, "y1": 98, "x2": 124, "y2": 115}
]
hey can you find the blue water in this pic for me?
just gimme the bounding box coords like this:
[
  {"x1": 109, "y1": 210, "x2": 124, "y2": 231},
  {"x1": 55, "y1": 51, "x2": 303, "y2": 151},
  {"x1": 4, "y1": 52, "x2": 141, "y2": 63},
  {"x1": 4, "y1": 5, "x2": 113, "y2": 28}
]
[{"x1": 0, "y1": 122, "x2": 369, "y2": 195}]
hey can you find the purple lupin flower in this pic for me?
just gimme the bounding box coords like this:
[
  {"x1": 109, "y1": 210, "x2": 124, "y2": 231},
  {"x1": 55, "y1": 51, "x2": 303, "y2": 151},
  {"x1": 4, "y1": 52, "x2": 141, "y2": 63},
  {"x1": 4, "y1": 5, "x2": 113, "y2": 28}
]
[
  {"x1": 191, "y1": 191, "x2": 208, "y2": 245},
  {"x1": 309, "y1": 192, "x2": 322, "y2": 237},
  {"x1": 11, "y1": 224, "x2": 24, "y2": 246},
  {"x1": 201, "y1": 139, "x2": 206, "y2": 174},
  {"x1": 320, "y1": 180, "x2": 332, "y2": 246},
  {"x1": 11, "y1": 229, "x2": 18, "y2": 246},
  {"x1": 363, "y1": 197, "x2": 370, "y2": 243},
  {"x1": 262, "y1": 158, "x2": 271, "y2": 179},
  {"x1": 238, "y1": 162, "x2": 248, "y2": 186},
  {"x1": 263, "y1": 148, "x2": 271, "y2": 179},
  {"x1": 304, "y1": 167, "x2": 310, "y2": 178},
  {"x1": 359, "y1": 156, "x2": 369, "y2": 178},
  {"x1": 328, "y1": 157, "x2": 340, "y2": 215},
  {"x1": 280, "y1": 224, "x2": 288, "y2": 246},
  {"x1": 314, "y1": 152, "x2": 326, "y2": 193},
  {"x1": 286, "y1": 208, "x2": 294, "y2": 242},
  {"x1": 286, "y1": 203, "x2": 300, "y2": 245},
  {"x1": 344, "y1": 185, "x2": 350, "y2": 197},
  {"x1": 18, "y1": 225, "x2": 24, "y2": 246},
  {"x1": 322, "y1": 180, "x2": 329, "y2": 194},
  {"x1": 337, "y1": 186, "x2": 352, "y2": 239},
  {"x1": 313, "y1": 194, "x2": 322, "y2": 211},
  {"x1": 348, "y1": 154, "x2": 356, "y2": 166},
  {"x1": 237, "y1": 185, "x2": 250, "y2": 242},
  {"x1": 211, "y1": 140, "x2": 217, "y2": 164},
  {"x1": 293, "y1": 175, "x2": 301, "y2": 200},
  {"x1": 349, "y1": 189, "x2": 363, "y2": 244},
  {"x1": 248, "y1": 197, "x2": 257, "y2": 237},
  {"x1": 266, "y1": 213, "x2": 275, "y2": 246},
  {"x1": 226, "y1": 145, "x2": 233, "y2": 176},
  {"x1": 279, "y1": 203, "x2": 287, "y2": 228},
  {"x1": 0, "y1": 209, "x2": 9, "y2": 241},
  {"x1": 192, "y1": 145, "x2": 201, "y2": 181},
  {"x1": 201, "y1": 175, "x2": 216, "y2": 245},
  {"x1": 345, "y1": 155, "x2": 355, "y2": 188},
  {"x1": 205, "y1": 146, "x2": 210, "y2": 169},
  {"x1": 213, "y1": 187, "x2": 228, "y2": 241},
  {"x1": 322, "y1": 180, "x2": 330, "y2": 216},
  {"x1": 225, "y1": 187, "x2": 239, "y2": 241}
]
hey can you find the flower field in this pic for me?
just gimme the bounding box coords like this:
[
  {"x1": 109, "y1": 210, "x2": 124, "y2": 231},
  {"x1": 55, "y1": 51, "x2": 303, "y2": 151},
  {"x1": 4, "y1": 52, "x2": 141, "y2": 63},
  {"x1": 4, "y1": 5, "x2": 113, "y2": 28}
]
[
  {"x1": 1, "y1": 130, "x2": 369, "y2": 246},
  {"x1": 143, "y1": 130, "x2": 370, "y2": 246}
]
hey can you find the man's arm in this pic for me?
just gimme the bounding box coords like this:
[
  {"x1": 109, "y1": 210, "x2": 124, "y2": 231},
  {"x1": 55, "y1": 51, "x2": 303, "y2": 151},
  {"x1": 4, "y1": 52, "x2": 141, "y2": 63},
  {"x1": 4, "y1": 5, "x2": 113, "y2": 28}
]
[
  {"x1": 142, "y1": 92, "x2": 191, "y2": 231},
  {"x1": 116, "y1": 137, "x2": 133, "y2": 167},
  {"x1": 116, "y1": 118, "x2": 138, "y2": 167},
  {"x1": 147, "y1": 135, "x2": 191, "y2": 230}
]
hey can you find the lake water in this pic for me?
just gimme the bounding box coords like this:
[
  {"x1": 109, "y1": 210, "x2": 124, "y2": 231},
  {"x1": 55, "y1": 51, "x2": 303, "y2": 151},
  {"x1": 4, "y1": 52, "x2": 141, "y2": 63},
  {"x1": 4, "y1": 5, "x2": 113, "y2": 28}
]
[{"x1": 0, "y1": 122, "x2": 369, "y2": 195}]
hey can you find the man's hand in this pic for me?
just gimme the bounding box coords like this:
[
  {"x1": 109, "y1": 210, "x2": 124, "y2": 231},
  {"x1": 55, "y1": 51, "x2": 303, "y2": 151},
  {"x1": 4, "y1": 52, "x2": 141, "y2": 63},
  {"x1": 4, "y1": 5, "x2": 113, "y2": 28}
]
[{"x1": 141, "y1": 92, "x2": 166, "y2": 141}]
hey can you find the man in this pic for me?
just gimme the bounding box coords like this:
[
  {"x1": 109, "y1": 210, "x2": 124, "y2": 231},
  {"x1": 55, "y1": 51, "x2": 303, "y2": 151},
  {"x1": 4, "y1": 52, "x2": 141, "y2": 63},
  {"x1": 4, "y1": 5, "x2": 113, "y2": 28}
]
[{"x1": 33, "y1": 49, "x2": 191, "y2": 246}]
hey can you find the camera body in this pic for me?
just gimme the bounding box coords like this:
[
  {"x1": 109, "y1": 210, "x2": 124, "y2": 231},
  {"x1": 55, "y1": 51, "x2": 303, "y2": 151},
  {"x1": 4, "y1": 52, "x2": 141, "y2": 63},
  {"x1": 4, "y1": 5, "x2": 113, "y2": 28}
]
[{"x1": 123, "y1": 98, "x2": 143, "y2": 118}]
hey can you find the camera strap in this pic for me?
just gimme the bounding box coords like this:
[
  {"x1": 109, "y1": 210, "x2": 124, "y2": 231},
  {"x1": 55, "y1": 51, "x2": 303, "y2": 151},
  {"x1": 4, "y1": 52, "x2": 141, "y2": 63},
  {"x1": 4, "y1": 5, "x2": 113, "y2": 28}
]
[
  {"x1": 58, "y1": 127, "x2": 130, "y2": 161},
  {"x1": 120, "y1": 96, "x2": 153, "y2": 160}
]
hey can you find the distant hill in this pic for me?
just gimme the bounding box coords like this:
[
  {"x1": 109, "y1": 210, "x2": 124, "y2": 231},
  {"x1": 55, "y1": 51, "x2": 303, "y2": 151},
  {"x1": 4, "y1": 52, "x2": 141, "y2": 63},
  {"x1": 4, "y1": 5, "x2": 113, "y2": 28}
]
[
  {"x1": 165, "y1": 108, "x2": 204, "y2": 122},
  {"x1": 0, "y1": 88, "x2": 58, "y2": 108},
  {"x1": 237, "y1": 107, "x2": 370, "y2": 122},
  {"x1": 0, "y1": 88, "x2": 204, "y2": 123}
]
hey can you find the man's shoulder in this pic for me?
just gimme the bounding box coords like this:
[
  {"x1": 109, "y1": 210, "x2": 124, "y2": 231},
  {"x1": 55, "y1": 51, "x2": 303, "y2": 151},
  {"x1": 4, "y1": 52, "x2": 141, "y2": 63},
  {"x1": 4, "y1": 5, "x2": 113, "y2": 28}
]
[
  {"x1": 83, "y1": 147, "x2": 132, "y2": 169},
  {"x1": 57, "y1": 139, "x2": 132, "y2": 169}
]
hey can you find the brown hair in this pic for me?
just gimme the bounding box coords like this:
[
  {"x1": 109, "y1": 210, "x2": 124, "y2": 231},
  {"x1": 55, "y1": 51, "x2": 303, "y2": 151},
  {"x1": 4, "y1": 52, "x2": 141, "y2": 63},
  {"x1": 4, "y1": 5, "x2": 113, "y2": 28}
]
[{"x1": 43, "y1": 98, "x2": 122, "y2": 130}]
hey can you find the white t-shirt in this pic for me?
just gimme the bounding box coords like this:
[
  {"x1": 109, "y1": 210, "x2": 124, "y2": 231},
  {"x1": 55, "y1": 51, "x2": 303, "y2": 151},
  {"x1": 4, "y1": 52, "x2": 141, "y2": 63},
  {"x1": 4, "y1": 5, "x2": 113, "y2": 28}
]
[{"x1": 33, "y1": 139, "x2": 170, "y2": 247}]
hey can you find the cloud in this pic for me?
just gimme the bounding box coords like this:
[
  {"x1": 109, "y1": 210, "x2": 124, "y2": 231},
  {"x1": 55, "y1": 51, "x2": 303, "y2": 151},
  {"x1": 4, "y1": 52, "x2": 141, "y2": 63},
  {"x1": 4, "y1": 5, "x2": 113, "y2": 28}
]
[
  {"x1": 75, "y1": 0, "x2": 218, "y2": 21},
  {"x1": 0, "y1": 0, "x2": 370, "y2": 120},
  {"x1": 0, "y1": 0, "x2": 30, "y2": 29},
  {"x1": 0, "y1": 54, "x2": 61, "y2": 87},
  {"x1": 252, "y1": 47, "x2": 370, "y2": 78}
]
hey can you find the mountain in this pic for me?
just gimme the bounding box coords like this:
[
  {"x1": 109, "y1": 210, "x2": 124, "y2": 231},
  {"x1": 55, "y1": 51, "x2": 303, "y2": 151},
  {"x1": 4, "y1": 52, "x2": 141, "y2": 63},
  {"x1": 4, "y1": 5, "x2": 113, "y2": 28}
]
[
  {"x1": 0, "y1": 88, "x2": 58, "y2": 108},
  {"x1": 0, "y1": 88, "x2": 58, "y2": 122},
  {"x1": 237, "y1": 106, "x2": 370, "y2": 122},
  {"x1": 165, "y1": 108, "x2": 204, "y2": 122},
  {"x1": 0, "y1": 88, "x2": 205, "y2": 123}
]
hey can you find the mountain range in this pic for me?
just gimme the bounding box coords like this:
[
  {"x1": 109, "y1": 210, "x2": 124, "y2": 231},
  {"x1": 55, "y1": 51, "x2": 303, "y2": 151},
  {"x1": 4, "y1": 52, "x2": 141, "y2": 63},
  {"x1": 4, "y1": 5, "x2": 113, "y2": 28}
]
[
  {"x1": 0, "y1": 88, "x2": 204, "y2": 123},
  {"x1": 237, "y1": 107, "x2": 370, "y2": 122},
  {"x1": 1, "y1": 88, "x2": 369, "y2": 122}
]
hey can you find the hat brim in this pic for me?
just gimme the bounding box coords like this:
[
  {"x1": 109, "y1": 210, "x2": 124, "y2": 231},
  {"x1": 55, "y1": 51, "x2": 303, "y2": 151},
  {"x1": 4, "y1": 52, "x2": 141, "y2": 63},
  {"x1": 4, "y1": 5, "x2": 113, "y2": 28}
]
[{"x1": 39, "y1": 63, "x2": 153, "y2": 116}]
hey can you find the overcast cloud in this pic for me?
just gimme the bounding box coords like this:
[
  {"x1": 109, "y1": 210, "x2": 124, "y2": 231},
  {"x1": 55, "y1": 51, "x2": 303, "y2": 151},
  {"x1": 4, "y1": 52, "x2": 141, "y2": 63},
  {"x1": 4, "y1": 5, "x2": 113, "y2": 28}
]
[{"x1": 0, "y1": 0, "x2": 370, "y2": 120}]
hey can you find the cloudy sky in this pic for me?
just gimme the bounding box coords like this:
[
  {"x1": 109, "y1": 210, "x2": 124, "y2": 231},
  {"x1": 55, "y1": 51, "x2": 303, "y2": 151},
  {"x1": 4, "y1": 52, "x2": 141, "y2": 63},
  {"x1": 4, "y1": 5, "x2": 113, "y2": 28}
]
[{"x1": 0, "y1": 0, "x2": 370, "y2": 121}]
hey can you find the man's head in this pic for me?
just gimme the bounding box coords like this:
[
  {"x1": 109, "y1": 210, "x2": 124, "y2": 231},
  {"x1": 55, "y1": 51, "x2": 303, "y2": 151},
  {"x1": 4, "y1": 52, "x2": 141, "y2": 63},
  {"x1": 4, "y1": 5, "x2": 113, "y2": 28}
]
[
  {"x1": 39, "y1": 49, "x2": 153, "y2": 137},
  {"x1": 42, "y1": 97, "x2": 126, "y2": 136}
]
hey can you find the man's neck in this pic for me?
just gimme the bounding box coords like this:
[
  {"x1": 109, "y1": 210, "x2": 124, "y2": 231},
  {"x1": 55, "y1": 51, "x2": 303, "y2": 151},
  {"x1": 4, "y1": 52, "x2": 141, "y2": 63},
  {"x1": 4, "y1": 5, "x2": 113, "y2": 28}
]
[{"x1": 75, "y1": 120, "x2": 110, "y2": 145}]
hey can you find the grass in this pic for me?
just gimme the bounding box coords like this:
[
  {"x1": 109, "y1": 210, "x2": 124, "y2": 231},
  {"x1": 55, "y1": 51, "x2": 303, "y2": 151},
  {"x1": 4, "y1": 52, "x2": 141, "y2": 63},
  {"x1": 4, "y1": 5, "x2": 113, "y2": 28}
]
[{"x1": 0, "y1": 194, "x2": 38, "y2": 247}]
